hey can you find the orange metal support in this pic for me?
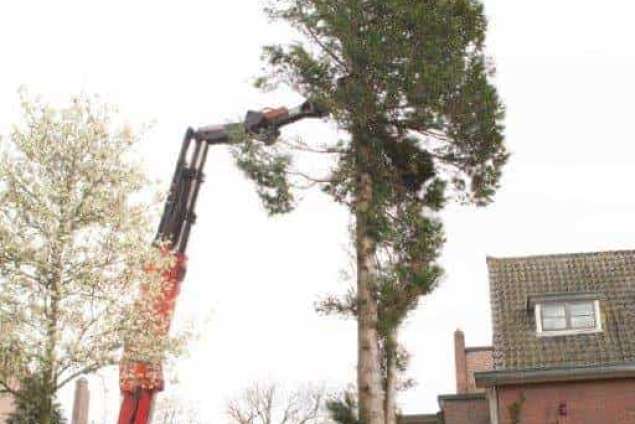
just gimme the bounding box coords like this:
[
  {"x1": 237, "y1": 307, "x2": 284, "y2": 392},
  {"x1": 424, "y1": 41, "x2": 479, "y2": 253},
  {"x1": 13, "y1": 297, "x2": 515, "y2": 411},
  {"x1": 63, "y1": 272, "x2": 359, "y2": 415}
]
[{"x1": 117, "y1": 253, "x2": 187, "y2": 424}]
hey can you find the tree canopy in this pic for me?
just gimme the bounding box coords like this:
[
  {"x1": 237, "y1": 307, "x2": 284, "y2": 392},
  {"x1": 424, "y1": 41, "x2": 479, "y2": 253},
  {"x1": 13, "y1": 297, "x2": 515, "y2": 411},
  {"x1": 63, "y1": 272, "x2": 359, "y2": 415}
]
[
  {"x1": 236, "y1": 2, "x2": 507, "y2": 423},
  {"x1": 0, "y1": 91, "x2": 188, "y2": 418}
]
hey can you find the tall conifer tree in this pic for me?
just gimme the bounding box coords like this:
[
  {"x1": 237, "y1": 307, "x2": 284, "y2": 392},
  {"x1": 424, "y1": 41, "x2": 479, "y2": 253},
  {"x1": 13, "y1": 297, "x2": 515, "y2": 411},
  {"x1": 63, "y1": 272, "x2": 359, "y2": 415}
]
[{"x1": 235, "y1": 2, "x2": 507, "y2": 423}]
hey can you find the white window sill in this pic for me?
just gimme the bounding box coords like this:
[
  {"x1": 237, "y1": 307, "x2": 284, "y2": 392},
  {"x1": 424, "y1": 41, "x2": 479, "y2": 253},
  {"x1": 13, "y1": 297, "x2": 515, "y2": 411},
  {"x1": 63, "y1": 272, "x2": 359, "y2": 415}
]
[{"x1": 536, "y1": 328, "x2": 603, "y2": 338}]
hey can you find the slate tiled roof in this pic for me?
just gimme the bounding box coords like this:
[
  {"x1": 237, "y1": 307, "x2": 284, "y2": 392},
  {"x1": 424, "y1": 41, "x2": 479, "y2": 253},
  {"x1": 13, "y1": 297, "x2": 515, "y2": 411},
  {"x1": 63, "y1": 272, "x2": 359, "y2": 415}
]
[{"x1": 487, "y1": 250, "x2": 635, "y2": 370}]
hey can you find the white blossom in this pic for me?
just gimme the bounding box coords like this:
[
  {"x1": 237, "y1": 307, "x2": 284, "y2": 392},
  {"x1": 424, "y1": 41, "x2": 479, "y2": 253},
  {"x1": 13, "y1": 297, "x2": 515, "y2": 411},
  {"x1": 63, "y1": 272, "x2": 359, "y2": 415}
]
[{"x1": 0, "y1": 90, "x2": 188, "y2": 394}]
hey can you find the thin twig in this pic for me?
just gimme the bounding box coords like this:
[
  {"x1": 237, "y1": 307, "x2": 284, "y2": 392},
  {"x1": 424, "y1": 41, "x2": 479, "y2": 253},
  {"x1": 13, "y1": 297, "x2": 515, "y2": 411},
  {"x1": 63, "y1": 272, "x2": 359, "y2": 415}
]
[
  {"x1": 286, "y1": 170, "x2": 334, "y2": 185},
  {"x1": 281, "y1": 139, "x2": 343, "y2": 155}
]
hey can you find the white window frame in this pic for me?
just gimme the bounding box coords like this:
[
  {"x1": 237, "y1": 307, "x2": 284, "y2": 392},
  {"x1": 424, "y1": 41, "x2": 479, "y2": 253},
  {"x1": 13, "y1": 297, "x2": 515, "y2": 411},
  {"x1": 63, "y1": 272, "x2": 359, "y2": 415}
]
[{"x1": 535, "y1": 299, "x2": 602, "y2": 337}]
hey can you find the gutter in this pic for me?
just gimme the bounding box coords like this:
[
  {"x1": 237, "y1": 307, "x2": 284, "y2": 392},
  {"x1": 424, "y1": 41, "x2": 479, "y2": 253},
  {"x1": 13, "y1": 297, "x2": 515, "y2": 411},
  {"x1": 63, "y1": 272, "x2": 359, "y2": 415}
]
[
  {"x1": 465, "y1": 346, "x2": 493, "y2": 353},
  {"x1": 475, "y1": 363, "x2": 635, "y2": 388}
]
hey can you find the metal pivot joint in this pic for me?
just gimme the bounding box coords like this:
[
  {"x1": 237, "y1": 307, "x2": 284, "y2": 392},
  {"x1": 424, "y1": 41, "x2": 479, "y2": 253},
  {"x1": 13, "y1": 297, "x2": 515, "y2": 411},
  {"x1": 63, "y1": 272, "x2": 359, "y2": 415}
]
[{"x1": 155, "y1": 100, "x2": 327, "y2": 254}]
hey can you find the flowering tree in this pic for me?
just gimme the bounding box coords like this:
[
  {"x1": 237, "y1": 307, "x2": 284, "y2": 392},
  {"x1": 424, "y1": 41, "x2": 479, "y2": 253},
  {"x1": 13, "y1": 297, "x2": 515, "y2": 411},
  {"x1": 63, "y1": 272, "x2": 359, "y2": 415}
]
[
  {"x1": 5, "y1": 373, "x2": 67, "y2": 424},
  {"x1": 0, "y1": 91, "x2": 186, "y2": 420}
]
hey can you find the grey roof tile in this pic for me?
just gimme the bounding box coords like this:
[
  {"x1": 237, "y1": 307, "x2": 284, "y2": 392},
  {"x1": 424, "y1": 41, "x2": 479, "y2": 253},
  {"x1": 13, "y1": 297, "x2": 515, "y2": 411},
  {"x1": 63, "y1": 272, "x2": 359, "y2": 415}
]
[{"x1": 487, "y1": 250, "x2": 635, "y2": 369}]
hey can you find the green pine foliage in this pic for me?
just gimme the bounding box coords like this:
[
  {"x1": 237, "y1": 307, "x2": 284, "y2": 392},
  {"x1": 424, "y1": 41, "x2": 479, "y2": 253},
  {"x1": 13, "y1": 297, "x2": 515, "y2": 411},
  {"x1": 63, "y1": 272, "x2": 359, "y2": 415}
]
[
  {"x1": 231, "y1": 127, "x2": 295, "y2": 215},
  {"x1": 253, "y1": 0, "x2": 507, "y2": 212},
  {"x1": 5, "y1": 375, "x2": 66, "y2": 424},
  {"x1": 326, "y1": 391, "x2": 360, "y2": 424},
  {"x1": 241, "y1": 1, "x2": 507, "y2": 422}
]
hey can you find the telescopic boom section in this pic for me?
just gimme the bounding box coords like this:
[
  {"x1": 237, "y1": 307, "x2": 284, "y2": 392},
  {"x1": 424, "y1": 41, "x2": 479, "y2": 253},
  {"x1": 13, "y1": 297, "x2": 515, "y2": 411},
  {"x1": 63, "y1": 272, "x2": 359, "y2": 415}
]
[{"x1": 117, "y1": 101, "x2": 326, "y2": 424}]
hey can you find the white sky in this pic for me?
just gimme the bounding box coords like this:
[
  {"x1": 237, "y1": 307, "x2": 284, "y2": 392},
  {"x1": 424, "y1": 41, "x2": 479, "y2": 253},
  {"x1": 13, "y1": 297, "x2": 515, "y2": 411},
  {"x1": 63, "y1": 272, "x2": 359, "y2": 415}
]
[{"x1": 2, "y1": 1, "x2": 635, "y2": 422}]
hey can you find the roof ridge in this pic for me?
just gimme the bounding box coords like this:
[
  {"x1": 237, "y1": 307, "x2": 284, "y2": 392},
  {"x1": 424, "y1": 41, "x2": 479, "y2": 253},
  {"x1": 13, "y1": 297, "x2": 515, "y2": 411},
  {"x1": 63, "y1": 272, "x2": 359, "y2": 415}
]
[{"x1": 486, "y1": 248, "x2": 635, "y2": 263}]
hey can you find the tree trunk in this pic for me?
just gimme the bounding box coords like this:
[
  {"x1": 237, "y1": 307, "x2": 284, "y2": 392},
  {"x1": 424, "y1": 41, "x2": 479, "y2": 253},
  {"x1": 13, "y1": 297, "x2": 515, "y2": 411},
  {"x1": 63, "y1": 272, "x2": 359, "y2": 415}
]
[
  {"x1": 383, "y1": 332, "x2": 397, "y2": 424},
  {"x1": 43, "y1": 295, "x2": 58, "y2": 424},
  {"x1": 43, "y1": 299, "x2": 59, "y2": 424},
  {"x1": 43, "y1": 246, "x2": 62, "y2": 424},
  {"x1": 355, "y1": 144, "x2": 384, "y2": 424}
]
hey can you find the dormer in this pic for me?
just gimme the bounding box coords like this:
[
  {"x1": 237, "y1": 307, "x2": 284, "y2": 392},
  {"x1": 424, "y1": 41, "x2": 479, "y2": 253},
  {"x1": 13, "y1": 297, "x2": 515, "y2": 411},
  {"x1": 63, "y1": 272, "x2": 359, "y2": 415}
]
[
  {"x1": 486, "y1": 251, "x2": 635, "y2": 370},
  {"x1": 527, "y1": 292, "x2": 606, "y2": 337}
]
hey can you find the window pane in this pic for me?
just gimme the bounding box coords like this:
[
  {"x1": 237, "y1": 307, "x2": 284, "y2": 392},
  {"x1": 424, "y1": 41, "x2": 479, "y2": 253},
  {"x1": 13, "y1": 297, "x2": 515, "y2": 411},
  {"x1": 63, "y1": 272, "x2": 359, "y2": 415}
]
[
  {"x1": 569, "y1": 302, "x2": 594, "y2": 317},
  {"x1": 542, "y1": 303, "x2": 566, "y2": 318},
  {"x1": 542, "y1": 317, "x2": 567, "y2": 330},
  {"x1": 571, "y1": 315, "x2": 595, "y2": 329}
]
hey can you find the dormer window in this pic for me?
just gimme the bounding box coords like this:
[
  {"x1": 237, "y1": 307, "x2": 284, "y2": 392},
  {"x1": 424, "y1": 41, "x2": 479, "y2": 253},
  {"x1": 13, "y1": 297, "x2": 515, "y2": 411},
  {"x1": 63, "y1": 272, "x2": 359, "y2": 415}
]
[{"x1": 528, "y1": 293, "x2": 604, "y2": 337}]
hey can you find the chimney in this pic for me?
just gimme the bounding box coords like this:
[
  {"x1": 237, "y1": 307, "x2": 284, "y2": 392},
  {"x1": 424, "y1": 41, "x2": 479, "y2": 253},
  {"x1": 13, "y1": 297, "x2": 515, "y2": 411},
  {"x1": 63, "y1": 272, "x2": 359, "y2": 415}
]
[
  {"x1": 454, "y1": 329, "x2": 468, "y2": 394},
  {"x1": 71, "y1": 378, "x2": 90, "y2": 424}
]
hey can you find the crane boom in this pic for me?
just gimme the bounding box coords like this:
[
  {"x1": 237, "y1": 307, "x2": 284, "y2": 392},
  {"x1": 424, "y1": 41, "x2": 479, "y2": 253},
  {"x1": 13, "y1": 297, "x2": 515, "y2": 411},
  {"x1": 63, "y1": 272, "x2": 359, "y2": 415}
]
[{"x1": 116, "y1": 100, "x2": 326, "y2": 424}]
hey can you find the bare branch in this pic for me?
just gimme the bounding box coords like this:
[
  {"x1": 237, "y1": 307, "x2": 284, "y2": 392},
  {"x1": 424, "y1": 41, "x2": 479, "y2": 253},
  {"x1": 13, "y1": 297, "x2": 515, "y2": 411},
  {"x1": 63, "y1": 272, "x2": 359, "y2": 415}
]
[
  {"x1": 295, "y1": 5, "x2": 349, "y2": 72},
  {"x1": 286, "y1": 170, "x2": 334, "y2": 185},
  {"x1": 227, "y1": 383, "x2": 326, "y2": 424},
  {"x1": 280, "y1": 139, "x2": 344, "y2": 155}
]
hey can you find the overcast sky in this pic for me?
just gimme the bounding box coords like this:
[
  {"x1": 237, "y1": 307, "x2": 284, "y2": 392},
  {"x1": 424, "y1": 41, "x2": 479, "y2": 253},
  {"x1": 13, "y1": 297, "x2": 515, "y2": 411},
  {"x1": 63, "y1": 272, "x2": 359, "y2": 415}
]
[{"x1": 2, "y1": 1, "x2": 635, "y2": 422}]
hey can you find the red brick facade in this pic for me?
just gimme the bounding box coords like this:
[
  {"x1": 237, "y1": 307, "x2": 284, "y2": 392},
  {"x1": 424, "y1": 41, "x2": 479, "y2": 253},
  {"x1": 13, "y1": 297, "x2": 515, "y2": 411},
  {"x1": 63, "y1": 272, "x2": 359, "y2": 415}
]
[
  {"x1": 495, "y1": 378, "x2": 635, "y2": 424},
  {"x1": 454, "y1": 330, "x2": 493, "y2": 395},
  {"x1": 440, "y1": 336, "x2": 635, "y2": 424},
  {"x1": 0, "y1": 394, "x2": 14, "y2": 424},
  {"x1": 439, "y1": 395, "x2": 490, "y2": 424},
  {"x1": 436, "y1": 331, "x2": 493, "y2": 424},
  {"x1": 465, "y1": 349, "x2": 493, "y2": 393},
  {"x1": 454, "y1": 330, "x2": 469, "y2": 394},
  {"x1": 404, "y1": 252, "x2": 635, "y2": 424}
]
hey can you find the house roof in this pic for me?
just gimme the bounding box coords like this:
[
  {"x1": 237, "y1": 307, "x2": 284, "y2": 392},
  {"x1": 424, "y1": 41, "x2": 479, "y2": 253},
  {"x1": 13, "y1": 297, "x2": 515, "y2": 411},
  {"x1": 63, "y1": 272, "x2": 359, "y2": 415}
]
[{"x1": 487, "y1": 249, "x2": 635, "y2": 370}]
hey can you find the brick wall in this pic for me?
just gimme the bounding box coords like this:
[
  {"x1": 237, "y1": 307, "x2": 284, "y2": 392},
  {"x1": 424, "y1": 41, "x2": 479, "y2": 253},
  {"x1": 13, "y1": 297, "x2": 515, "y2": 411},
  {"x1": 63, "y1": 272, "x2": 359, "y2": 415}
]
[
  {"x1": 439, "y1": 394, "x2": 490, "y2": 424},
  {"x1": 0, "y1": 394, "x2": 14, "y2": 423},
  {"x1": 496, "y1": 378, "x2": 635, "y2": 424},
  {"x1": 465, "y1": 349, "x2": 493, "y2": 393},
  {"x1": 71, "y1": 378, "x2": 90, "y2": 424},
  {"x1": 454, "y1": 329, "x2": 493, "y2": 394},
  {"x1": 399, "y1": 414, "x2": 439, "y2": 424},
  {"x1": 454, "y1": 330, "x2": 469, "y2": 393}
]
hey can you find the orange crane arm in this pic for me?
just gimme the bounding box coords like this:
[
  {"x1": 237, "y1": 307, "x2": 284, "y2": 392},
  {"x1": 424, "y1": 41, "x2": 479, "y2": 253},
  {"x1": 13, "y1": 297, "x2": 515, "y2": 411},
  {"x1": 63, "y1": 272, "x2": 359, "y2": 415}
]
[{"x1": 116, "y1": 101, "x2": 326, "y2": 424}]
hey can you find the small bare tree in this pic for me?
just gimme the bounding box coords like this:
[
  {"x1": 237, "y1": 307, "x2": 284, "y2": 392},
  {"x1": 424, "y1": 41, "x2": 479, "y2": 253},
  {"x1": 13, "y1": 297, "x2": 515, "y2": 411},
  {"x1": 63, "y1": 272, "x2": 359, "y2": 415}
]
[
  {"x1": 152, "y1": 392, "x2": 202, "y2": 424},
  {"x1": 226, "y1": 383, "x2": 327, "y2": 424}
]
